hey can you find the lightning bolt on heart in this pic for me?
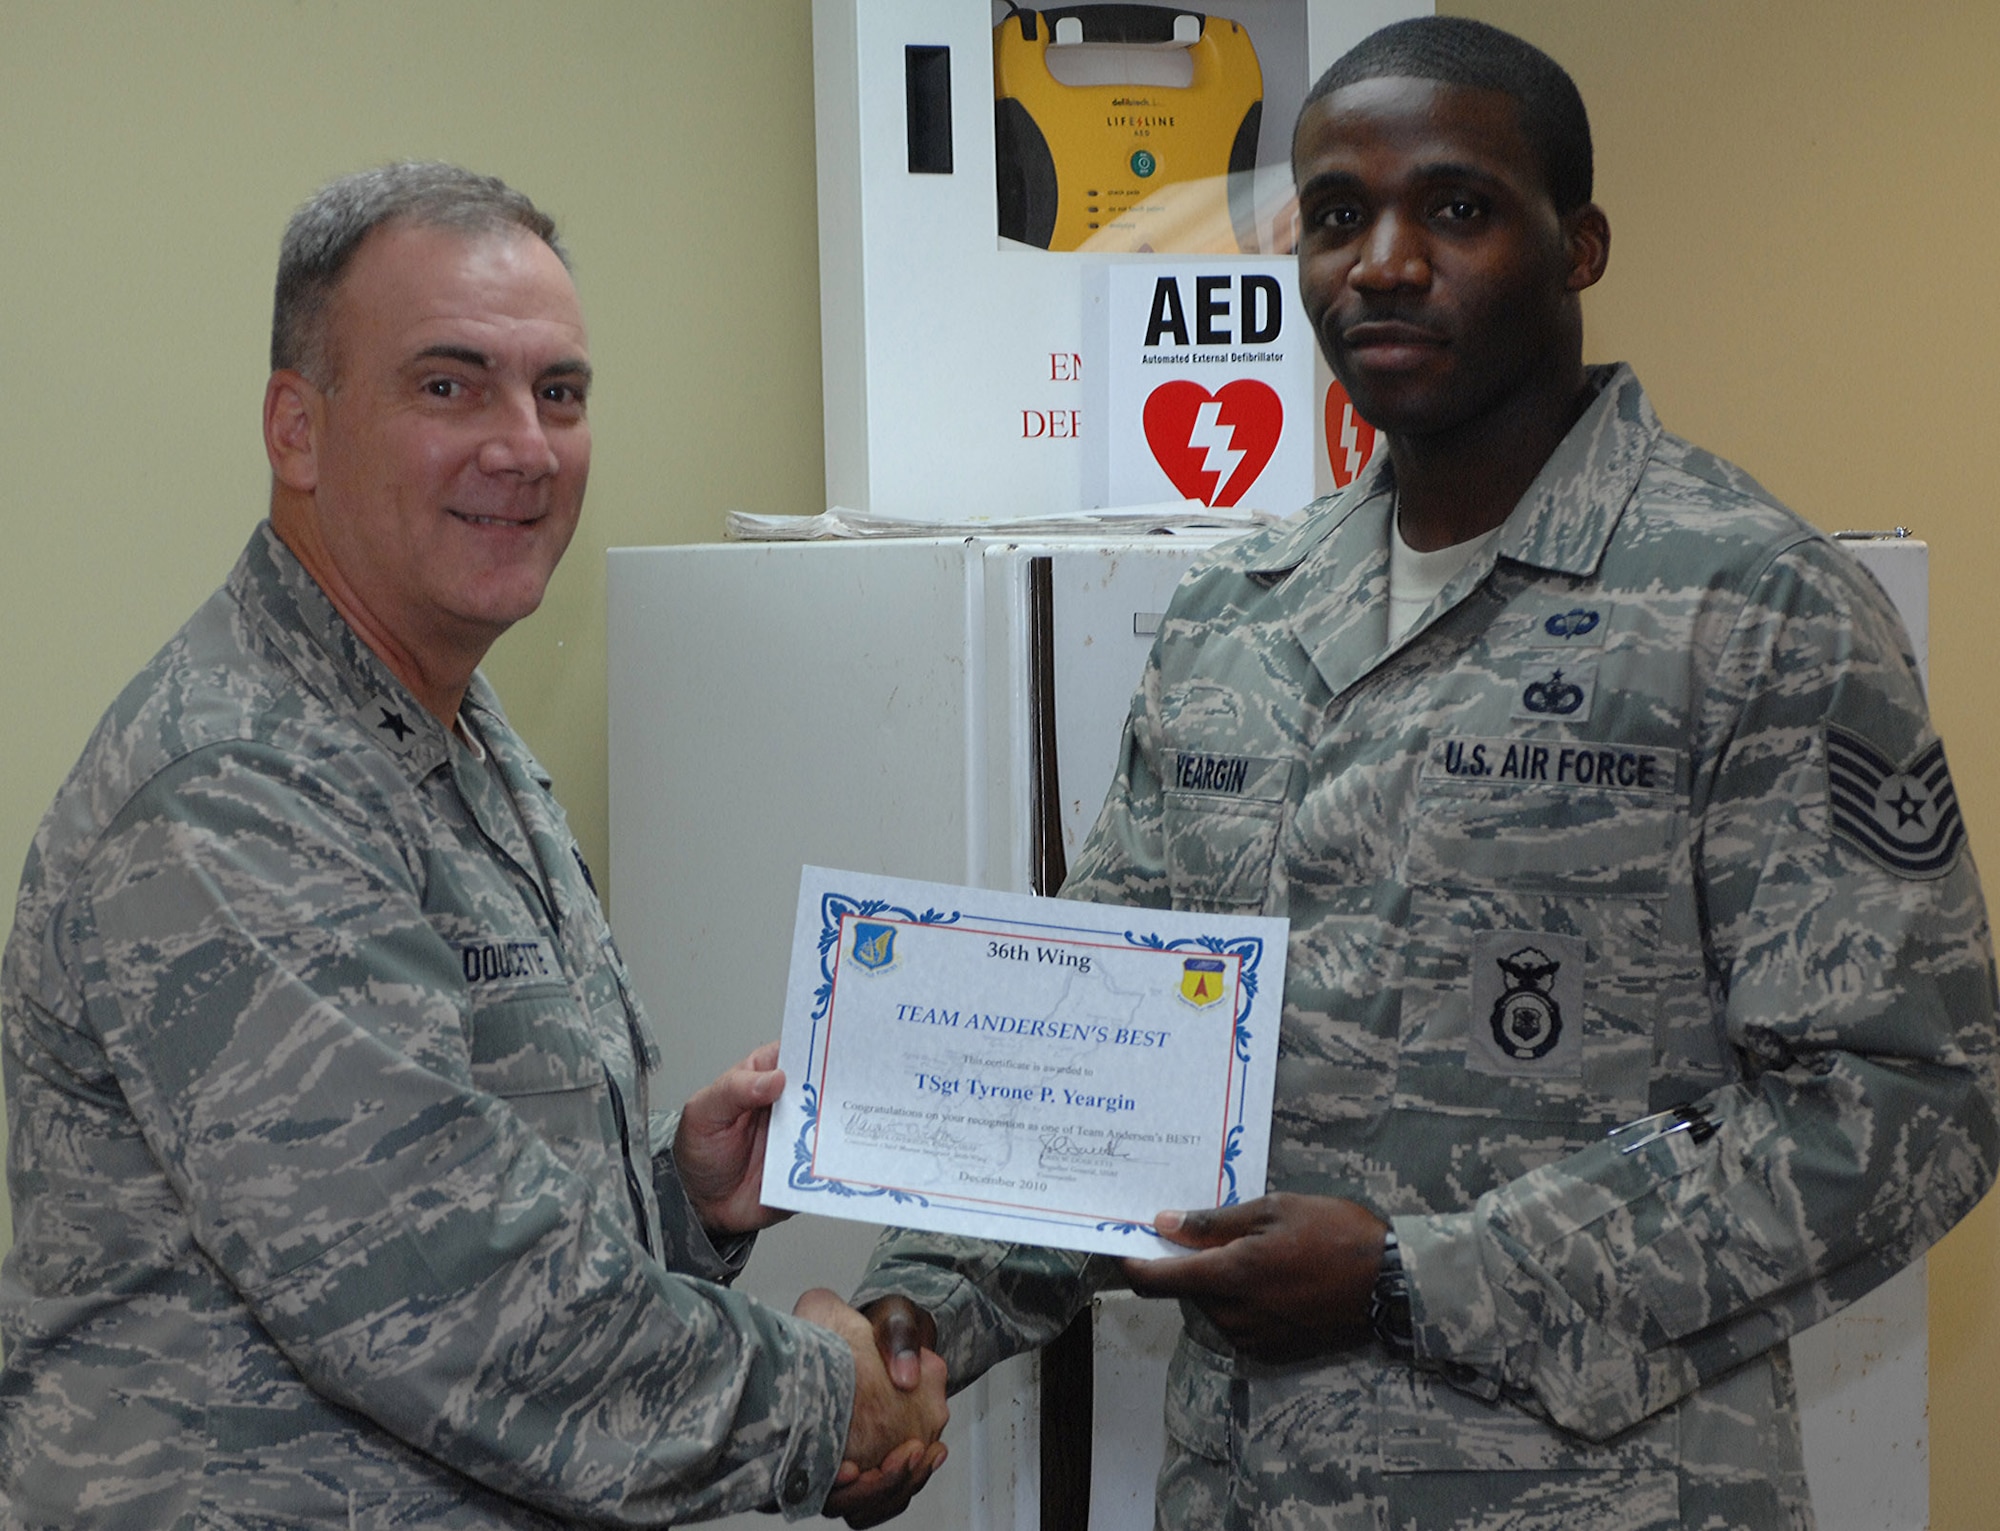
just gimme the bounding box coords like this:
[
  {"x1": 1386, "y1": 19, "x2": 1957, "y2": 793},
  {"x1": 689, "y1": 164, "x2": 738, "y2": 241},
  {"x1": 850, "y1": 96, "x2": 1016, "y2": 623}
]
[
  {"x1": 1322, "y1": 379, "x2": 1379, "y2": 489},
  {"x1": 1142, "y1": 379, "x2": 1285, "y2": 507}
]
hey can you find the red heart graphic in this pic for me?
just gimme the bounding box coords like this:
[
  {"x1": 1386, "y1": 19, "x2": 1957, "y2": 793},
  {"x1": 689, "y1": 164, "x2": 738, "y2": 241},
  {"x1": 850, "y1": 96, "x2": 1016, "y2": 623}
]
[
  {"x1": 1322, "y1": 379, "x2": 1379, "y2": 489},
  {"x1": 1142, "y1": 379, "x2": 1284, "y2": 507}
]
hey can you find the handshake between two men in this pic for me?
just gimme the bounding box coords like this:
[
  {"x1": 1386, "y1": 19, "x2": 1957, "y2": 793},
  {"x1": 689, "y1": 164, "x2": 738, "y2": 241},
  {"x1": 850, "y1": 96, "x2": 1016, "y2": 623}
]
[
  {"x1": 678, "y1": 1043, "x2": 951, "y2": 1525},
  {"x1": 685, "y1": 1034, "x2": 1406, "y2": 1528}
]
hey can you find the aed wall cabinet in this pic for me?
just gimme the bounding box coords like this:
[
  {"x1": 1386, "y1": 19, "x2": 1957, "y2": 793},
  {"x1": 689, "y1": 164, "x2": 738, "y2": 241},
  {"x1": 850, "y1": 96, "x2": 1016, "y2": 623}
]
[
  {"x1": 812, "y1": 0, "x2": 1430, "y2": 521},
  {"x1": 994, "y1": 3, "x2": 1287, "y2": 254}
]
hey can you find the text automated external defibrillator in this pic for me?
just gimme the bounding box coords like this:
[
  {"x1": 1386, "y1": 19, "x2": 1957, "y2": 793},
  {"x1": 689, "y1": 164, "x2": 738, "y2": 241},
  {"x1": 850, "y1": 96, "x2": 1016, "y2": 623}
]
[{"x1": 994, "y1": 5, "x2": 1264, "y2": 253}]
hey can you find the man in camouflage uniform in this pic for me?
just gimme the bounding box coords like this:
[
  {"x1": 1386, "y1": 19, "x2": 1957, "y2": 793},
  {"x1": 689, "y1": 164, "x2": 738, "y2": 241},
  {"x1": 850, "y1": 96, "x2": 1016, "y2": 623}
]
[
  {"x1": 847, "y1": 19, "x2": 1999, "y2": 1530},
  {"x1": 0, "y1": 163, "x2": 945, "y2": 1528}
]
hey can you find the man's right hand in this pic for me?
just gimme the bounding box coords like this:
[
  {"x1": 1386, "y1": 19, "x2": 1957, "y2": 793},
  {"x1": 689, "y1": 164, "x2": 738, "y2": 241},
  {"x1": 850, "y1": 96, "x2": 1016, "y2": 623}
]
[
  {"x1": 861, "y1": 1295, "x2": 938, "y2": 1392},
  {"x1": 793, "y1": 1289, "x2": 947, "y2": 1526}
]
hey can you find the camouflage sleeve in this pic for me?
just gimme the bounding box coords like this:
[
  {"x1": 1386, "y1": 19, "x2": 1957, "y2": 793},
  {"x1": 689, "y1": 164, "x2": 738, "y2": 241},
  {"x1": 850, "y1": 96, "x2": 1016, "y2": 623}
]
[
  {"x1": 652, "y1": 1121, "x2": 756, "y2": 1284},
  {"x1": 76, "y1": 741, "x2": 854, "y2": 1522},
  {"x1": 1399, "y1": 540, "x2": 2000, "y2": 1441},
  {"x1": 851, "y1": 653, "x2": 1172, "y2": 1379},
  {"x1": 849, "y1": 1232, "x2": 1114, "y2": 1389}
]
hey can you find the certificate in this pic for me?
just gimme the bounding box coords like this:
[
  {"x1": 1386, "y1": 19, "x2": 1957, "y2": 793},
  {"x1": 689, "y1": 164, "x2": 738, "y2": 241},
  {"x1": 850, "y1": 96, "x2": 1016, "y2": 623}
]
[{"x1": 761, "y1": 867, "x2": 1288, "y2": 1259}]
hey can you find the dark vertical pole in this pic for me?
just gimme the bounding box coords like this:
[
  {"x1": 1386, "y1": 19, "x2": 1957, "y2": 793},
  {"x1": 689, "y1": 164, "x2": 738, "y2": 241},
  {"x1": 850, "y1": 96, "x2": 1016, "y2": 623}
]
[
  {"x1": 1028, "y1": 557, "x2": 1069, "y2": 900},
  {"x1": 1028, "y1": 556, "x2": 1092, "y2": 1531}
]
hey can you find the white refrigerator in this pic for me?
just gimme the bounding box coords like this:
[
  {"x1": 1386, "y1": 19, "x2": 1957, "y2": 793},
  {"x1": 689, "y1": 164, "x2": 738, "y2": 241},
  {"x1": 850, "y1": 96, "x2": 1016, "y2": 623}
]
[{"x1": 606, "y1": 531, "x2": 1931, "y2": 1531}]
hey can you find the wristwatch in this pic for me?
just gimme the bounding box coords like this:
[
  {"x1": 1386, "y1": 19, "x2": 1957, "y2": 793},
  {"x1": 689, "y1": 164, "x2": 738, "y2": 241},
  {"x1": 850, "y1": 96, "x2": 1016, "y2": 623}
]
[{"x1": 1369, "y1": 1227, "x2": 1414, "y2": 1356}]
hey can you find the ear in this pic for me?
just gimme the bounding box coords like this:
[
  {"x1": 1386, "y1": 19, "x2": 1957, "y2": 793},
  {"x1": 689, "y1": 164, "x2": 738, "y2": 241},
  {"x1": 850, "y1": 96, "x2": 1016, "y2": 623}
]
[
  {"x1": 264, "y1": 370, "x2": 322, "y2": 493},
  {"x1": 1563, "y1": 203, "x2": 1611, "y2": 293}
]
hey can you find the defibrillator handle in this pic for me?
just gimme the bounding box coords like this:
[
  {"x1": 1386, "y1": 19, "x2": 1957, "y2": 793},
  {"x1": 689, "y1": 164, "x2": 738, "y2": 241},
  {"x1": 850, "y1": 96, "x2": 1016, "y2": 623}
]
[{"x1": 1027, "y1": 5, "x2": 1206, "y2": 47}]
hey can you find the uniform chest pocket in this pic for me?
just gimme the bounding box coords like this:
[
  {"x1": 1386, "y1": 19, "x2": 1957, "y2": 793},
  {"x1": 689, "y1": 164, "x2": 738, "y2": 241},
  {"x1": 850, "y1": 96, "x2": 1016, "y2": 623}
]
[
  {"x1": 469, "y1": 985, "x2": 612, "y2": 1171},
  {"x1": 1395, "y1": 767, "x2": 1695, "y2": 1134},
  {"x1": 1407, "y1": 747, "x2": 1679, "y2": 896},
  {"x1": 1379, "y1": 1371, "x2": 1681, "y2": 1528},
  {"x1": 1161, "y1": 750, "x2": 1296, "y2": 913}
]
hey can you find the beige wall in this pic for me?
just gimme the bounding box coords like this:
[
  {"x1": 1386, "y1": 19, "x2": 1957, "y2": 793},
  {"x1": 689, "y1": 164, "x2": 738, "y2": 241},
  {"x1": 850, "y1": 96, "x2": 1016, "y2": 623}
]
[
  {"x1": 4, "y1": 0, "x2": 1999, "y2": 1522},
  {"x1": 0, "y1": 0, "x2": 825, "y2": 939}
]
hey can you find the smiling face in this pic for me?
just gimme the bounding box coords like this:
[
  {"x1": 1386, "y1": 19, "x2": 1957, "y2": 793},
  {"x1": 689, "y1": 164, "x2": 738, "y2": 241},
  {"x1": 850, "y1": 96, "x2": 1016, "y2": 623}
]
[
  {"x1": 267, "y1": 220, "x2": 591, "y2": 705},
  {"x1": 1293, "y1": 76, "x2": 1604, "y2": 444}
]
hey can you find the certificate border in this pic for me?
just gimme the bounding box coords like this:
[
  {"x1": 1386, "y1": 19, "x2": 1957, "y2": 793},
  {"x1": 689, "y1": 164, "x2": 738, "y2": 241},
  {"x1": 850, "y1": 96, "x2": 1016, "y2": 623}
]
[{"x1": 784, "y1": 887, "x2": 1269, "y2": 1247}]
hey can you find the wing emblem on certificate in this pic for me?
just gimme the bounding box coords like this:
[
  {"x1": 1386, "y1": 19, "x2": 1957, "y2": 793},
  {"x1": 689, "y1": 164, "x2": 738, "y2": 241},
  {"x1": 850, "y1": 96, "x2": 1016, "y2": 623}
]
[
  {"x1": 762, "y1": 867, "x2": 1289, "y2": 1258},
  {"x1": 1180, "y1": 956, "x2": 1228, "y2": 1008}
]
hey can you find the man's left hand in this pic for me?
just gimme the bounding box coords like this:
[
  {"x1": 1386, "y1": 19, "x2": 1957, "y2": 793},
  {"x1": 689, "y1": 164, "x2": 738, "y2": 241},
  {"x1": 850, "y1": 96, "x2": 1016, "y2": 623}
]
[
  {"x1": 1121, "y1": 1193, "x2": 1388, "y2": 1360},
  {"x1": 675, "y1": 1041, "x2": 790, "y2": 1236}
]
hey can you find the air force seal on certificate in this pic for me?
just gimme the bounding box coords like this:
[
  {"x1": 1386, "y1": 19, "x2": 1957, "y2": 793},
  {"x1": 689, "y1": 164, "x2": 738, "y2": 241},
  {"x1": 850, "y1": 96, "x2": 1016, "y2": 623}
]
[
  {"x1": 851, "y1": 921, "x2": 896, "y2": 971},
  {"x1": 1467, "y1": 929, "x2": 1587, "y2": 1078}
]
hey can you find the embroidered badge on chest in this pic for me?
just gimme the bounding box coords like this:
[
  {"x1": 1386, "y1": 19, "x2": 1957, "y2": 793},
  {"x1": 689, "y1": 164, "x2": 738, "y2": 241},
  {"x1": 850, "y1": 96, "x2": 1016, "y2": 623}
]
[
  {"x1": 1827, "y1": 726, "x2": 1967, "y2": 879},
  {"x1": 1523, "y1": 604, "x2": 1613, "y2": 650},
  {"x1": 1541, "y1": 607, "x2": 1602, "y2": 641},
  {"x1": 1466, "y1": 930, "x2": 1587, "y2": 1079},
  {"x1": 1511, "y1": 659, "x2": 1599, "y2": 723}
]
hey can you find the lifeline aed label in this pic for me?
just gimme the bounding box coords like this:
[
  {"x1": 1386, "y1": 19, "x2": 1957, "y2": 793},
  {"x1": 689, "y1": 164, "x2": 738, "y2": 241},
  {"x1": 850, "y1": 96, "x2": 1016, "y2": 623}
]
[{"x1": 1423, "y1": 737, "x2": 1682, "y2": 794}]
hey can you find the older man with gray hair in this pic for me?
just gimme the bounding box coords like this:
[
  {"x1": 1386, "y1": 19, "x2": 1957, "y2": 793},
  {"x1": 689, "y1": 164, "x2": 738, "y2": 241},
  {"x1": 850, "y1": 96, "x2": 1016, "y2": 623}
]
[{"x1": 0, "y1": 162, "x2": 945, "y2": 1529}]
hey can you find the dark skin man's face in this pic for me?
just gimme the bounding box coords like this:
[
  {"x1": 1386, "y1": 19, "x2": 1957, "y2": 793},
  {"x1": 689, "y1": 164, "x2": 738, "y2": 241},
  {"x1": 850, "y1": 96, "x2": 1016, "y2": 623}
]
[{"x1": 1292, "y1": 76, "x2": 1605, "y2": 444}]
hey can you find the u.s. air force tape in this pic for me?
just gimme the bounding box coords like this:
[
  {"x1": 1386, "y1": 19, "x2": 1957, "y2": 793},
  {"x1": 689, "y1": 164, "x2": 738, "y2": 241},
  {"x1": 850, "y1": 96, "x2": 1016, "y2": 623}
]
[
  {"x1": 1827, "y1": 725, "x2": 1966, "y2": 879},
  {"x1": 1423, "y1": 737, "x2": 1679, "y2": 793}
]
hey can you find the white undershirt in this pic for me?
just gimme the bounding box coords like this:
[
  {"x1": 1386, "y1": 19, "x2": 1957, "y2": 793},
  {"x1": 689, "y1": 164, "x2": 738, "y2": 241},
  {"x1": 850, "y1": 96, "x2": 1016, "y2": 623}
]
[
  {"x1": 454, "y1": 711, "x2": 488, "y2": 762},
  {"x1": 1388, "y1": 516, "x2": 1500, "y2": 644}
]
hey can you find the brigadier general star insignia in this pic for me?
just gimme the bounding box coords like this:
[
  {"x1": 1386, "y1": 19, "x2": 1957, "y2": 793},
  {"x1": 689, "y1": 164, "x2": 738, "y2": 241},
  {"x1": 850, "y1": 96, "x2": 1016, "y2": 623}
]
[
  {"x1": 1827, "y1": 725, "x2": 1966, "y2": 879},
  {"x1": 377, "y1": 706, "x2": 414, "y2": 742}
]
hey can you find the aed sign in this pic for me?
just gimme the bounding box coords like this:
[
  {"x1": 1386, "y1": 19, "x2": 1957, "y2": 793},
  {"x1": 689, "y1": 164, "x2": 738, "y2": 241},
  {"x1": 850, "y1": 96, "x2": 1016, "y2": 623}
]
[{"x1": 1093, "y1": 263, "x2": 1314, "y2": 513}]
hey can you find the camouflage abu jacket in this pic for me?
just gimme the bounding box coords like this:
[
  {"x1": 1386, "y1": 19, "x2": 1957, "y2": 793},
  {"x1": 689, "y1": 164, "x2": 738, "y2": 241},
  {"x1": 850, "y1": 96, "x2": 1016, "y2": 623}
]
[
  {"x1": 854, "y1": 366, "x2": 2000, "y2": 1529},
  {"x1": 0, "y1": 525, "x2": 852, "y2": 1528}
]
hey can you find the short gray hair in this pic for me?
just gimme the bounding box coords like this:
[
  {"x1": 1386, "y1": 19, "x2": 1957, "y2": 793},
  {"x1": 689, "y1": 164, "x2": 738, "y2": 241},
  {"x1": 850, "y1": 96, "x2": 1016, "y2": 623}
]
[{"x1": 271, "y1": 161, "x2": 568, "y2": 385}]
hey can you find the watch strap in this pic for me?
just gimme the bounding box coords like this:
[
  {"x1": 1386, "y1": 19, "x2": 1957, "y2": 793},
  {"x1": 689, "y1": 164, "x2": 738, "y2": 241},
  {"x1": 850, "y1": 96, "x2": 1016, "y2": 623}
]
[{"x1": 1369, "y1": 1227, "x2": 1414, "y2": 1356}]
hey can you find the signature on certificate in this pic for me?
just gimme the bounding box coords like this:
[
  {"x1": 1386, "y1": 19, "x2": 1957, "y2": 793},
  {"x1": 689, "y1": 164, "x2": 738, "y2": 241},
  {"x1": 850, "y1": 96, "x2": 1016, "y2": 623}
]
[
  {"x1": 843, "y1": 1108, "x2": 977, "y2": 1159},
  {"x1": 1038, "y1": 1132, "x2": 1140, "y2": 1171}
]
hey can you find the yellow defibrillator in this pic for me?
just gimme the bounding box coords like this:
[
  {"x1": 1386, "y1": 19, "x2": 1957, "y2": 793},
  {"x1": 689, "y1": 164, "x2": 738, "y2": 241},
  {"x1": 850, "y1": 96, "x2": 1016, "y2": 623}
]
[{"x1": 994, "y1": 5, "x2": 1264, "y2": 253}]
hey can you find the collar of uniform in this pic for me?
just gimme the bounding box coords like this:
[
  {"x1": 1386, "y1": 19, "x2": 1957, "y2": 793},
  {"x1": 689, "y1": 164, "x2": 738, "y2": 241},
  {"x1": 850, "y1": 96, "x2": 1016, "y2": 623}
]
[
  {"x1": 1486, "y1": 362, "x2": 1660, "y2": 578},
  {"x1": 457, "y1": 674, "x2": 555, "y2": 792},
  {"x1": 229, "y1": 522, "x2": 451, "y2": 782},
  {"x1": 1240, "y1": 363, "x2": 1659, "y2": 581},
  {"x1": 1243, "y1": 451, "x2": 1396, "y2": 577}
]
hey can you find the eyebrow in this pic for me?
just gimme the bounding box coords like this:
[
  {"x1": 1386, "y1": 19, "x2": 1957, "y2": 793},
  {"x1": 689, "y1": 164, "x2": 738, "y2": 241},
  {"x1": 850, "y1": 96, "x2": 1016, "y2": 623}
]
[
  {"x1": 414, "y1": 344, "x2": 493, "y2": 370},
  {"x1": 1412, "y1": 160, "x2": 1511, "y2": 192},
  {"x1": 1297, "y1": 160, "x2": 1512, "y2": 201},
  {"x1": 412, "y1": 343, "x2": 594, "y2": 387}
]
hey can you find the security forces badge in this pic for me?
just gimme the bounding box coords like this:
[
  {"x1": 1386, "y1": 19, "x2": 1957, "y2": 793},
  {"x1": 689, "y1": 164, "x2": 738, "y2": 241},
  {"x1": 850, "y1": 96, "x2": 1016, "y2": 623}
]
[
  {"x1": 1467, "y1": 929, "x2": 1587, "y2": 1078},
  {"x1": 1827, "y1": 726, "x2": 1967, "y2": 879}
]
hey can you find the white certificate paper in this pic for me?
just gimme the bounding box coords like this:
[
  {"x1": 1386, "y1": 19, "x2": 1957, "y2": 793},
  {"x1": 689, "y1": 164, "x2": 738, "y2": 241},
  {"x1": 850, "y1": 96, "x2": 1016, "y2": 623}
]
[{"x1": 761, "y1": 867, "x2": 1288, "y2": 1259}]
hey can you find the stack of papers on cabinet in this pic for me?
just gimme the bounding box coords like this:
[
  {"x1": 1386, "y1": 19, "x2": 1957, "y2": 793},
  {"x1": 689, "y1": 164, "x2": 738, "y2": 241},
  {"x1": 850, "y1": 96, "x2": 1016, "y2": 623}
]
[{"x1": 725, "y1": 499, "x2": 1278, "y2": 541}]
